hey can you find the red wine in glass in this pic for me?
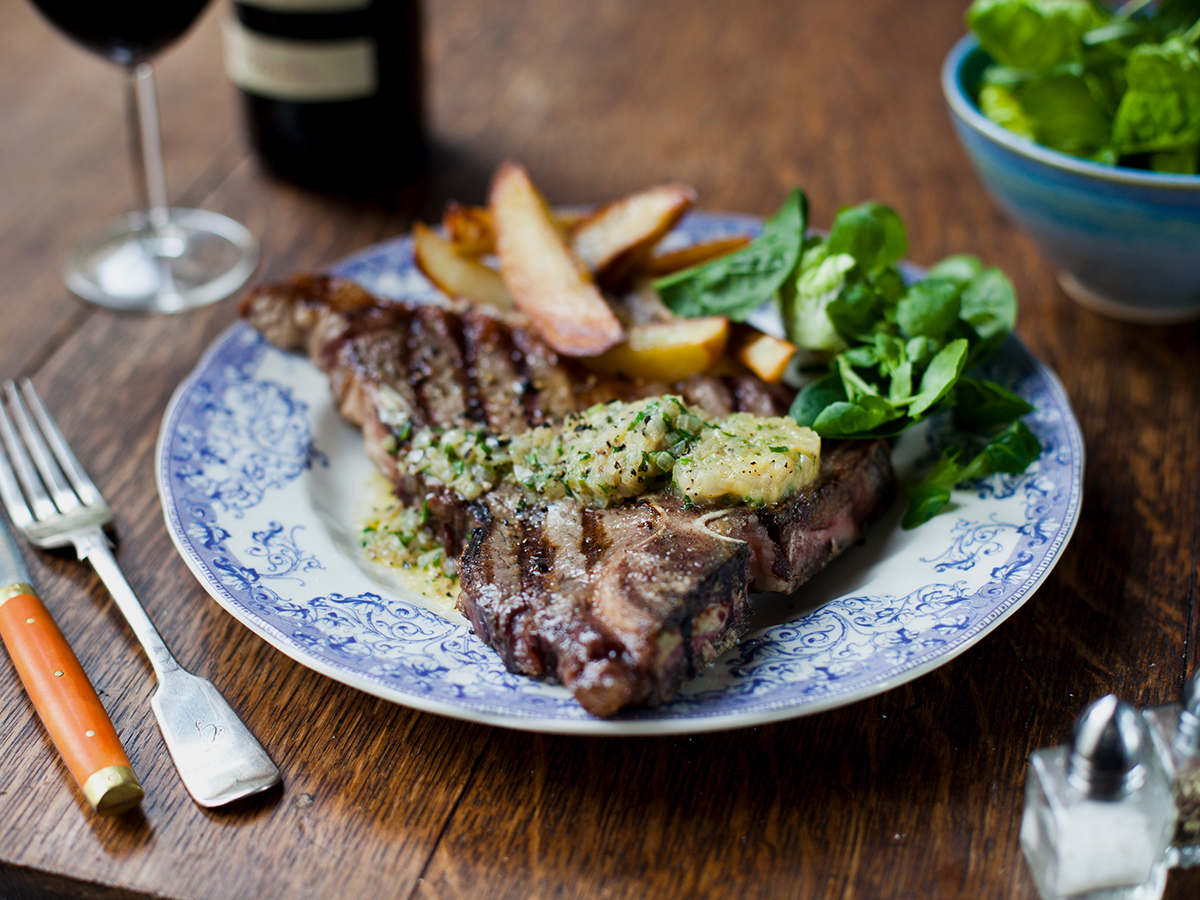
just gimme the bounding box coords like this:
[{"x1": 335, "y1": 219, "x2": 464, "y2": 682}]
[{"x1": 27, "y1": 0, "x2": 258, "y2": 312}]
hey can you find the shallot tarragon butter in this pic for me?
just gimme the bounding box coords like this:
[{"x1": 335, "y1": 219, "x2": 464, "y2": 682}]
[{"x1": 393, "y1": 396, "x2": 820, "y2": 509}]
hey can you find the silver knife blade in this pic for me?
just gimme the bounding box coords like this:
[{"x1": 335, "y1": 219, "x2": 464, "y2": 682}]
[{"x1": 0, "y1": 514, "x2": 31, "y2": 590}]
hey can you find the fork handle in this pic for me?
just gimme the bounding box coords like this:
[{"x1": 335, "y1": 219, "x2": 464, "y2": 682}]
[
  {"x1": 0, "y1": 586, "x2": 143, "y2": 814},
  {"x1": 74, "y1": 530, "x2": 179, "y2": 678}
]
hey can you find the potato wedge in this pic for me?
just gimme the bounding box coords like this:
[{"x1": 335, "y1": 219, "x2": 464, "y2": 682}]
[
  {"x1": 490, "y1": 162, "x2": 624, "y2": 357},
  {"x1": 641, "y1": 236, "x2": 751, "y2": 278},
  {"x1": 442, "y1": 201, "x2": 496, "y2": 258},
  {"x1": 584, "y1": 317, "x2": 729, "y2": 382},
  {"x1": 728, "y1": 323, "x2": 797, "y2": 384},
  {"x1": 413, "y1": 222, "x2": 514, "y2": 313},
  {"x1": 571, "y1": 184, "x2": 696, "y2": 289},
  {"x1": 443, "y1": 203, "x2": 590, "y2": 259}
]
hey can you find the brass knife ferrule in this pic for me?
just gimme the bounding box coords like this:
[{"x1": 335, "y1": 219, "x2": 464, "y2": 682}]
[
  {"x1": 0, "y1": 582, "x2": 36, "y2": 610},
  {"x1": 83, "y1": 765, "x2": 144, "y2": 815}
]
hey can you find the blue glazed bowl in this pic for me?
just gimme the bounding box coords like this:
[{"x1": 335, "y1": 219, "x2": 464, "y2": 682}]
[{"x1": 942, "y1": 35, "x2": 1200, "y2": 324}]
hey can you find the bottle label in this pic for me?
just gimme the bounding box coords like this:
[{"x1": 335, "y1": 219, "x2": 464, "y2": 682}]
[
  {"x1": 223, "y1": 16, "x2": 377, "y2": 102},
  {"x1": 238, "y1": 0, "x2": 371, "y2": 11}
]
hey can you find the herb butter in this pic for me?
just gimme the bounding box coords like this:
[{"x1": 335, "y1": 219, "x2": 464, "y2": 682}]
[{"x1": 391, "y1": 396, "x2": 821, "y2": 509}]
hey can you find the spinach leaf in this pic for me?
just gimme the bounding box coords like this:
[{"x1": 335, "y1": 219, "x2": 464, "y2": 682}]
[{"x1": 655, "y1": 188, "x2": 807, "y2": 321}]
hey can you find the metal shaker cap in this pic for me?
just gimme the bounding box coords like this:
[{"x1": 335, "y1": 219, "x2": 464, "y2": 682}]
[
  {"x1": 1175, "y1": 670, "x2": 1200, "y2": 756},
  {"x1": 1067, "y1": 694, "x2": 1147, "y2": 800}
]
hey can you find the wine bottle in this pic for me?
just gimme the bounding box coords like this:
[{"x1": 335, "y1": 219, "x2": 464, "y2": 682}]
[{"x1": 223, "y1": 0, "x2": 425, "y2": 195}]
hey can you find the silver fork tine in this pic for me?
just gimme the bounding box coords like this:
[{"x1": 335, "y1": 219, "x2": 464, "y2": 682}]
[
  {"x1": 18, "y1": 378, "x2": 106, "y2": 510},
  {"x1": 0, "y1": 419, "x2": 35, "y2": 531},
  {"x1": 0, "y1": 391, "x2": 57, "y2": 523},
  {"x1": 4, "y1": 380, "x2": 82, "y2": 514}
]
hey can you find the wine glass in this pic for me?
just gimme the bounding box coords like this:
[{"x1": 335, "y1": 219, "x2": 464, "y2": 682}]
[{"x1": 27, "y1": 0, "x2": 258, "y2": 313}]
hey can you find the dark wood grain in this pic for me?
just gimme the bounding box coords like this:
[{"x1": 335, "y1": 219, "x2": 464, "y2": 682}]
[{"x1": 1, "y1": 0, "x2": 1197, "y2": 897}]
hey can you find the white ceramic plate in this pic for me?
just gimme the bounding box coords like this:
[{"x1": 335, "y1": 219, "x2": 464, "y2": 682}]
[{"x1": 156, "y1": 212, "x2": 1084, "y2": 735}]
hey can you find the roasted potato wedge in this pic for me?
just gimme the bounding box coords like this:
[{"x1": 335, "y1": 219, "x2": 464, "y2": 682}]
[
  {"x1": 442, "y1": 202, "x2": 496, "y2": 258},
  {"x1": 571, "y1": 184, "x2": 696, "y2": 289},
  {"x1": 443, "y1": 203, "x2": 590, "y2": 259},
  {"x1": 413, "y1": 222, "x2": 514, "y2": 313},
  {"x1": 728, "y1": 323, "x2": 797, "y2": 384},
  {"x1": 641, "y1": 236, "x2": 751, "y2": 278},
  {"x1": 490, "y1": 162, "x2": 624, "y2": 357},
  {"x1": 584, "y1": 317, "x2": 729, "y2": 382}
]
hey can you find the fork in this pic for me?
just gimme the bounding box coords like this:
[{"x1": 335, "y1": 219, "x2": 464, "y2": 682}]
[{"x1": 0, "y1": 378, "x2": 281, "y2": 808}]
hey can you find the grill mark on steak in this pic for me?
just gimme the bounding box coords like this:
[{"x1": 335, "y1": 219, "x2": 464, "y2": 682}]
[
  {"x1": 408, "y1": 305, "x2": 469, "y2": 428},
  {"x1": 461, "y1": 312, "x2": 528, "y2": 434},
  {"x1": 241, "y1": 274, "x2": 895, "y2": 716}
]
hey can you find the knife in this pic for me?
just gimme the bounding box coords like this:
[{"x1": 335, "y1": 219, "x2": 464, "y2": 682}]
[{"x1": 0, "y1": 516, "x2": 143, "y2": 815}]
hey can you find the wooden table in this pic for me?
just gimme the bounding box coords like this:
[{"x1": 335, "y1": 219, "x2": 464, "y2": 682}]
[{"x1": 1, "y1": 0, "x2": 1197, "y2": 897}]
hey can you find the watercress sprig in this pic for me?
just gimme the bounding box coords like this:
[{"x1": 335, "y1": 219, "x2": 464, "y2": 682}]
[{"x1": 649, "y1": 187, "x2": 1042, "y2": 529}]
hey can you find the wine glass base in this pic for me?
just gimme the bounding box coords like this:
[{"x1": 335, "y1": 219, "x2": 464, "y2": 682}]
[{"x1": 64, "y1": 208, "x2": 259, "y2": 313}]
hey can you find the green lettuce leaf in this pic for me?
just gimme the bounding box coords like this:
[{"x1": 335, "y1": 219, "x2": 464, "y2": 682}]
[
  {"x1": 655, "y1": 188, "x2": 807, "y2": 321},
  {"x1": 1112, "y1": 37, "x2": 1200, "y2": 154},
  {"x1": 967, "y1": 0, "x2": 1107, "y2": 72}
]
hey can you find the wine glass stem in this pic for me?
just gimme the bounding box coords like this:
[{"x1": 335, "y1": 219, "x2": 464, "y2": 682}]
[{"x1": 125, "y1": 62, "x2": 170, "y2": 231}]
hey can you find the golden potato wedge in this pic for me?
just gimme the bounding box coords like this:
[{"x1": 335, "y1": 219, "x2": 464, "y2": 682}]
[
  {"x1": 443, "y1": 203, "x2": 590, "y2": 258},
  {"x1": 584, "y1": 317, "x2": 729, "y2": 382},
  {"x1": 490, "y1": 162, "x2": 624, "y2": 357},
  {"x1": 641, "y1": 236, "x2": 751, "y2": 278},
  {"x1": 442, "y1": 202, "x2": 496, "y2": 258},
  {"x1": 413, "y1": 222, "x2": 514, "y2": 313},
  {"x1": 728, "y1": 324, "x2": 797, "y2": 384},
  {"x1": 571, "y1": 184, "x2": 696, "y2": 289}
]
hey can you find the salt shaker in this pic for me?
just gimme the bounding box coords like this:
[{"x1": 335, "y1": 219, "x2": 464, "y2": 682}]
[
  {"x1": 1020, "y1": 695, "x2": 1175, "y2": 900},
  {"x1": 1144, "y1": 670, "x2": 1200, "y2": 867}
]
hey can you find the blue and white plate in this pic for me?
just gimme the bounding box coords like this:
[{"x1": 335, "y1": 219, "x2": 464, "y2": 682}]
[{"x1": 155, "y1": 212, "x2": 1084, "y2": 735}]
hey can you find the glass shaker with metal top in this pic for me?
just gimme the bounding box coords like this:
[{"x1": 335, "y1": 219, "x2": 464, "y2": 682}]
[
  {"x1": 1144, "y1": 670, "x2": 1200, "y2": 867},
  {"x1": 1020, "y1": 695, "x2": 1175, "y2": 900}
]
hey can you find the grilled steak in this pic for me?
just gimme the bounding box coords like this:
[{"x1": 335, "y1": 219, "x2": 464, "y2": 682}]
[{"x1": 242, "y1": 274, "x2": 895, "y2": 715}]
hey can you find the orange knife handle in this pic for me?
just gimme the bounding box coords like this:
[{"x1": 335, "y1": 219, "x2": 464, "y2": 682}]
[{"x1": 0, "y1": 585, "x2": 143, "y2": 814}]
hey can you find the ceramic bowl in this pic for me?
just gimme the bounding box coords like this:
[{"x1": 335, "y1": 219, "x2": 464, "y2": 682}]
[{"x1": 942, "y1": 35, "x2": 1200, "y2": 324}]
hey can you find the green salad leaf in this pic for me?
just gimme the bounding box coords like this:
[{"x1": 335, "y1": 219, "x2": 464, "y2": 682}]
[
  {"x1": 901, "y1": 421, "x2": 1042, "y2": 528},
  {"x1": 967, "y1": 0, "x2": 1104, "y2": 73},
  {"x1": 966, "y1": 0, "x2": 1200, "y2": 171},
  {"x1": 1017, "y1": 71, "x2": 1117, "y2": 157},
  {"x1": 654, "y1": 188, "x2": 807, "y2": 321},
  {"x1": 1112, "y1": 37, "x2": 1200, "y2": 154},
  {"x1": 651, "y1": 185, "x2": 1041, "y2": 528},
  {"x1": 825, "y1": 202, "x2": 908, "y2": 274}
]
